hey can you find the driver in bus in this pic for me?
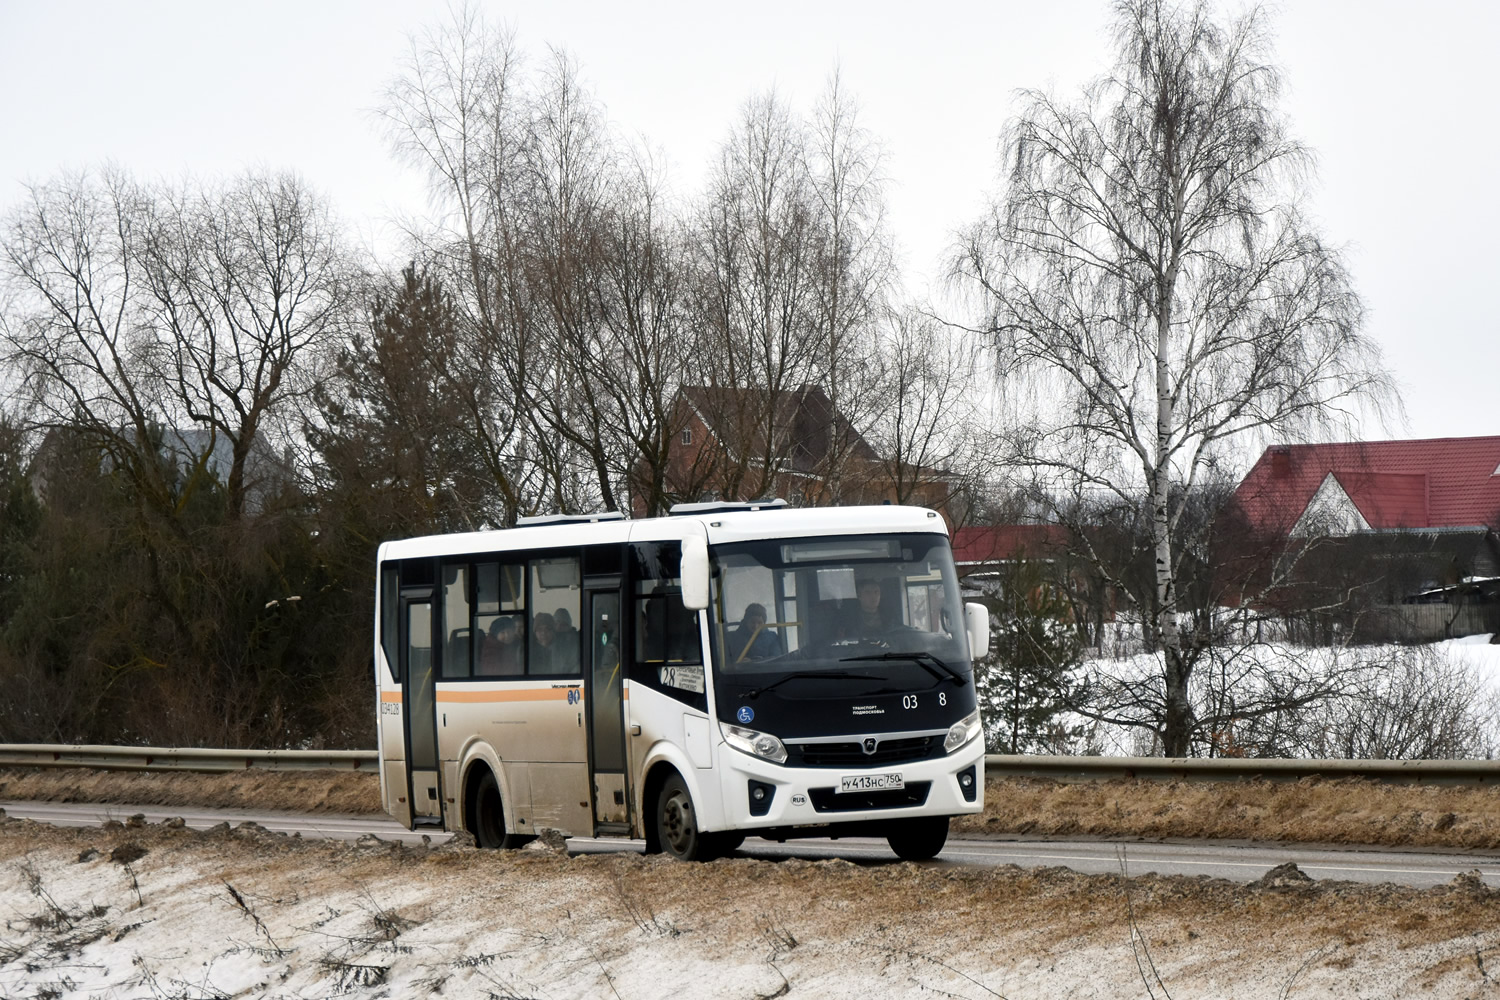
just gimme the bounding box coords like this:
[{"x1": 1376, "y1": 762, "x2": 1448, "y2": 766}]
[
  {"x1": 729, "y1": 602, "x2": 782, "y2": 662},
  {"x1": 840, "y1": 577, "x2": 894, "y2": 639}
]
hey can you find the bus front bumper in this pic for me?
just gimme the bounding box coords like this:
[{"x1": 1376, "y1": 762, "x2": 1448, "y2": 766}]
[{"x1": 712, "y1": 736, "x2": 985, "y2": 832}]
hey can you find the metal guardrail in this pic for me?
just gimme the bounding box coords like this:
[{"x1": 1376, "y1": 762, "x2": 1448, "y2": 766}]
[
  {"x1": 984, "y1": 753, "x2": 1500, "y2": 786},
  {"x1": 0, "y1": 744, "x2": 1493, "y2": 785},
  {"x1": 0, "y1": 744, "x2": 377, "y2": 773}
]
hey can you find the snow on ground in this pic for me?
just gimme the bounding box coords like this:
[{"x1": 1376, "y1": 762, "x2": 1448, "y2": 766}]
[
  {"x1": 2, "y1": 816, "x2": 1498, "y2": 999},
  {"x1": 1063, "y1": 634, "x2": 1500, "y2": 756}
]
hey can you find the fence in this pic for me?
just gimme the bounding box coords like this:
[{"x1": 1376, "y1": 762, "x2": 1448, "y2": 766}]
[
  {"x1": 1, "y1": 743, "x2": 1495, "y2": 787},
  {"x1": 0, "y1": 744, "x2": 375, "y2": 773}
]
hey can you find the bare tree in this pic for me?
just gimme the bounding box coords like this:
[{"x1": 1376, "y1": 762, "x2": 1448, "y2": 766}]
[
  {"x1": 867, "y1": 307, "x2": 995, "y2": 515},
  {"x1": 0, "y1": 169, "x2": 175, "y2": 509},
  {"x1": 801, "y1": 71, "x2": 891, "y2": 502},
  {"x1": 136, "y1": 171, "x2": 354, "y2": 520},
  {"x1": 590, "y1": 152, "x2": 695, "y2": 517},
  {"x1": 381, "y1": 6, "x2": 543, "y2": 523},
  {"x1": 954, "y1": 0, "x2": 1393, "y2": 755},
  {"x1": 383, "y1": 12, "x2": 696, "y2": 519},
  {"x1": 689, "y1": 90, "x2": 825, "y2": 502}
]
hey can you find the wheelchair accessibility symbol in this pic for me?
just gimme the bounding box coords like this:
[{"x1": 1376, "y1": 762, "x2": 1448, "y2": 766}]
[{"x1": 736, "y1": 706, "x2": 754, "y2": 724}]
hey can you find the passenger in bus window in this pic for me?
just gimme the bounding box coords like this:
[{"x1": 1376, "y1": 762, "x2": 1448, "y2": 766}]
[
  {"x1": 552, "y1": 607, "x2": 581, "y2": 666},
  {"x1": 729, "y1": 603, "x2": 782, "y2": 663},
  {"x1": 531, "y1": 612, "x2": 559, "y2": 673},
  {"x1": 477, "y1": 616, "x2": 524, "y2": 675}
]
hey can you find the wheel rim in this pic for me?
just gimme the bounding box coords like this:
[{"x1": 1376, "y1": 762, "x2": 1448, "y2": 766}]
[{"x1": 660, "y1": 789, "x2": 695, "y2": 856}]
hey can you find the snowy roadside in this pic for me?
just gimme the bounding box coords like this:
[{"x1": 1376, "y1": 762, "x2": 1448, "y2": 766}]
[{"x1": 1, "y1": 815, "x2": 1497, "y2": 999}]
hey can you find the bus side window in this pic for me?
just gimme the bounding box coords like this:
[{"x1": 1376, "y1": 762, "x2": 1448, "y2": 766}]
[
  {"x1": 530, "y1": 557, "x2": 581, "y2": 676},
  {"x1": 635, "y1": 594, "x2": 702, "y2": 665},
  {"x1": 630, "y1": 542, "x2": 706, "y2": 709},
  {"x1": 473, "y1": 562, "x2": 527, "y2": 677},
  {"x1": 380, "y1": 566, "x2": 400, "y2": 682},
  {"x1": 441, "y1": 563, "x2": 472, "y2": 679}
]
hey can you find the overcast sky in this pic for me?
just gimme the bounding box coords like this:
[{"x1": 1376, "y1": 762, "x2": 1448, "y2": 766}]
[{"x1": 1, "y1": 1, "x2": 1494, "y2": 444}]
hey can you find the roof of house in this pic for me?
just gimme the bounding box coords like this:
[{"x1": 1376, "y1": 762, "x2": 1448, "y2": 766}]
[
  {"x1": 1234, "y1": 436, "x2": 1500, "y2": 534},
  {"x1": 951, "y1": 524, "x2": 1072, "y2": 565},
  {"x1": 678, "y1": 384, "x2": 880, "y2": 473}
]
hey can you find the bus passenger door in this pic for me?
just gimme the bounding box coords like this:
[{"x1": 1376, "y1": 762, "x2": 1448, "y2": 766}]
[
  {"x1": 587, "y1": 588, "x2": 629, "y2": 832},
  {"x1": 401, "y1": 594, "x2": 443, "y2": 823}
]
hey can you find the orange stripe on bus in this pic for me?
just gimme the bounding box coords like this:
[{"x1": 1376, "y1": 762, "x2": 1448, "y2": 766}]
[
  {"x1": 380, "y1": 691, "x2": 403, "y2": 703},
  {"x1": 436, "y1": 687, "x2": 581, "y2": 704}
]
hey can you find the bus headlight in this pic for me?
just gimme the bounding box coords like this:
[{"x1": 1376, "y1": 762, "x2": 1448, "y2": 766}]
[
  {"x1": 723, "y1": 724, "x2": 788, "y2": 764},
  {"x1": 944, "y1": 709, "x2": 982, "y2": 754}
]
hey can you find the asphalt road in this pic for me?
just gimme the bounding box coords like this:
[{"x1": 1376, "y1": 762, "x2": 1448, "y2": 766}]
[{"x1": 5, "y1": 799, "x2": 1497, "y2": 889}]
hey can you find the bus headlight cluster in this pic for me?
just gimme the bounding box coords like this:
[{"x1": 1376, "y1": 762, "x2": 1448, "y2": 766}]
[
  {"x1": 943, "y1": 709, "x2": 983, "y2": 754},
  {"x1": 723, "y1": 723, "x2": 788, "y2": 764}
]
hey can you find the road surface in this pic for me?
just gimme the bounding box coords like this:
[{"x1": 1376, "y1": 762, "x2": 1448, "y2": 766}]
[{"x1": 5, "y1": 799, "x2": 1496, "y2": 889}]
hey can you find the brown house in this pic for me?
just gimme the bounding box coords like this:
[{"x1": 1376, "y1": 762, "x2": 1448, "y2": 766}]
[{"x1": 652, "y1": 384, "x2": 955, "y2": 515}]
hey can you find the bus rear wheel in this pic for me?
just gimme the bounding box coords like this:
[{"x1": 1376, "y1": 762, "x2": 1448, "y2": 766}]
[
  {"x1": 887, "y1": 816, "x2": 949, "y2": 861},
  {"x1": 471, "y1": 771, "x2": 533, "y2": 850}
]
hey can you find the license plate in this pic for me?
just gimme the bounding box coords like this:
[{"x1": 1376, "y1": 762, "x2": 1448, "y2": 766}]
[{"x1": 839, "y1": 772, "x2": 904, "y2": 793}]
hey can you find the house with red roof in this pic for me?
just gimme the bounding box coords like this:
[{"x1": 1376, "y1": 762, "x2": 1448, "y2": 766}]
[
  {"x1": 1229, "y1": 435, "x2": 1500, "y2": 638},
  {"x1": 1234, "y1": 436, "x2": 1500, "y2": 542},
  {"x1": 950, "y1": 522, "x2": 1117, "y2": 643},
  {"x1": 950, "y1": 524, "x2": 1072, "y2": 572}
]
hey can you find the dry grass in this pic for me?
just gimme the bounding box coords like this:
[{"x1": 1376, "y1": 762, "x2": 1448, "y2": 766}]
[
  {"x1": 0, "y1": 766, "x2": 380, "y2": 814},
  {"x1": 958, "y1": 775, "x2": 1500, "y2": 849},
  {"x1": 6, "y1": 767, "x2": 1500, "y2": 852}
]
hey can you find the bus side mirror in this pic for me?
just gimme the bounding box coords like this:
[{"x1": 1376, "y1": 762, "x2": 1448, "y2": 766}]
[
  {"x1": 964, "y1": 602, "x2": 990, "y2": 660},
  {"x1": 681, "y1": 535, "x2": 709, "y2": 611}
]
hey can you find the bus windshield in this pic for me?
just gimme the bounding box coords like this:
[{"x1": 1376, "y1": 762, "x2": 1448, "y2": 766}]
[{"x1": 709, "y1": 533, "x2": 975, "y2": 737}]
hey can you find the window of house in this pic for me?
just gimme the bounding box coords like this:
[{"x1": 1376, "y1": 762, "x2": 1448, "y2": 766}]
[{"x1": 681, "y1": 428, "x2": 693, "y2": 446}]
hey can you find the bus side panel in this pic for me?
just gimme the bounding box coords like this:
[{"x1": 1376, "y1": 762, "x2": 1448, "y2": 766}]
[
  {"x1": 626, "y1": 682, "x2": 726, "y2": 836},
  {"x1": 381, "y1": 761, "x2": 412, "y2": 828},
  {"x1": 501, "y1": 760, "x2": 535, "y2": 834},
  {"x1": 528, "y1": 763, "x2": 590, "y2": 834},
  {"x1": 376, "y1": 651, "x2": 411, "y2": 827},
  {"x1": 438, "y1": 682, "x2": 590, "y2": 837},
  {"x1": 450, "y1": 742, "x2": 527, "y2": 838}
]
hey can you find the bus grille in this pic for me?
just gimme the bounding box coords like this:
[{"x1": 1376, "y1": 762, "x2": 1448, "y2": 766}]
[
  {"x1": 785, "y1": 735, "x2": 943, "y2": 768},
  {"x1": 808, "y1": 781, "x2": 932, "y2": 813}
]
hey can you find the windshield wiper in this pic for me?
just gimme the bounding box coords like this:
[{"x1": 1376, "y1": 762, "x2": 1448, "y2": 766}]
[
  {"x1": 738, "y1": 670, "x2": 883, "y2": 700},
  {"x1": 839, "y1": 651, "x2": 968, "y2": 687}
]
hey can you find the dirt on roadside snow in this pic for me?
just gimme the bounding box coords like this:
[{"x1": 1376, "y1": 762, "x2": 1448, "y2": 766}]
[{"x1": 0, "y1": 813, "x2": 1496, "y2": 998}]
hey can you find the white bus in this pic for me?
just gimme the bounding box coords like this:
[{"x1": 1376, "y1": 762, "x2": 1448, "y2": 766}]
[{"x1": 374, "y1": 502, "x2": 988, "y2": 861}]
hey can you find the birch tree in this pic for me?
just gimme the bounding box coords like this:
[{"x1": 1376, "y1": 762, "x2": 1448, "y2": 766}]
[{"x1": 955, "y1": 0, "x2": 1391, "y2": 755}]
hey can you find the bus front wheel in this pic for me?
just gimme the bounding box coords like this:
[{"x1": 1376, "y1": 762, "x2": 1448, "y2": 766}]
[
  {"x1": 471, "y1": 770, "x2": 533, "y2": 850},
  {"x1": 655, "y1": 773, "x2": 716, "y2": 861},
  {"x1": 887, "y1": 816, "x2": 949, "y2": 861}
]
